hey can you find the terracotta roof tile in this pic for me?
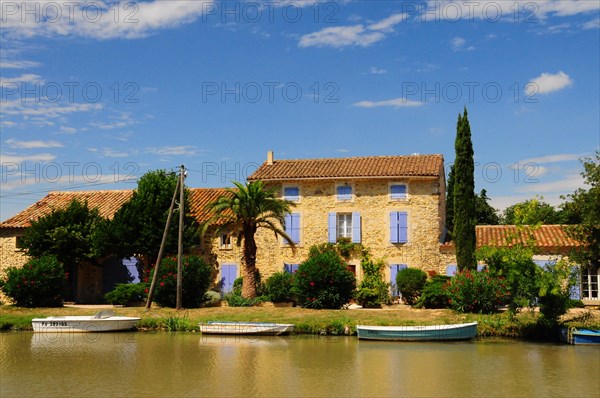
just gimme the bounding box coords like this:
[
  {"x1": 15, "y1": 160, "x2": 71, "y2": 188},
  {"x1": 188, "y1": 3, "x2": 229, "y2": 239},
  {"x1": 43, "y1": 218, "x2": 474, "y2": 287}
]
[
  {"x1": 440, "y1": 225, "x2": 582, "y2": 254},
  {"x1": 1, "y1": 188, "x2": 233, "y2": 229},
  {"x1": 248, "y1": 154, "x2": 444, "y2": 181}
]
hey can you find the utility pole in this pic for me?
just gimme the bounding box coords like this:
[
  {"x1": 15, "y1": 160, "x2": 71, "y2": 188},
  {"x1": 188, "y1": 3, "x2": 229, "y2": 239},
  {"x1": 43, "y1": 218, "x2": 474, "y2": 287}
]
[
  {"x1": 176, "y1": 164, "x2": 185, "y2": 310},
  {"x1": 145, "y1": 175, "x2": 180, "y2": 310}
]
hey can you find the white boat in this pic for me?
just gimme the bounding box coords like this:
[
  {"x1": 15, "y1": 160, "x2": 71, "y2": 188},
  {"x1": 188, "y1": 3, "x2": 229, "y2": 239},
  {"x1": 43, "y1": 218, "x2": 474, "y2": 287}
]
[
  {"x1": 356, "y1": 322, "x2": 478, "y2": 341},
  {"x1": 32, "y1": 310, "x2": 140, "y2": 333},
  {"x1": 199, "y1": 321, "x2": 295, "y2": 335}
]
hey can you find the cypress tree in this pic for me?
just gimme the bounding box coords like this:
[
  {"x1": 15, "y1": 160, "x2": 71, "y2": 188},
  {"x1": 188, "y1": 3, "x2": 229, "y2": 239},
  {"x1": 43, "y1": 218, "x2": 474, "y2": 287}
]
[
  {"x1": 453, "y1": 107, "x2": 476, "y2": 271},
  {"x1": 445, "y1": 164, "x2": 455, "y2": 235}
]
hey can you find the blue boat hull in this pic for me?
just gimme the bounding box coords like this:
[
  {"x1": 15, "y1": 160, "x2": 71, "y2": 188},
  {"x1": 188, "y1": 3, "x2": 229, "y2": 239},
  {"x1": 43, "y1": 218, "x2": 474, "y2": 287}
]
[
  {"x1": 356, "y1": 322, "x2": 478, "y2": 341},
  {"x1": 561, "y1": 328, "x2": 600, "y2": 345}
]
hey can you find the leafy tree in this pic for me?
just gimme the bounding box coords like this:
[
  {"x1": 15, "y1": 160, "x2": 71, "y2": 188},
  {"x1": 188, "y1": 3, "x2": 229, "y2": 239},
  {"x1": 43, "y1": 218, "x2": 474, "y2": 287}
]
[
  {"x1": 445, "y1": 164, "x2": 455, "y2": 234},
  {"x1": 19, "y1": 199, "x2": 109, "y2": 299},
  {"x1": 110, "y1": 170, "x2": 198, "y2": 266},
  {"x1": 20, "y1": 199, "x2": 108, "y2": 266},
  {"x1": 453, "y1": 107, "x2": 477, "y2": 270},
  {"x1": 395, "y1": 268, "x2": 427, "y2": 305},
  {"x1": 562, "y1": 152, "x2": 600, "y2": 269},
  {"x1": 502, "y1": 196, "x2": 560, "y2": 225},
  {"x1": 475, "y1": 189, "x2": 500, "y2": 225},
  {"x1": 0, "y1": 256, "x2": 65, "y2": 307},
  {"x1": 203, "y1": 180, "x2": 295, "y2": 298},
  {"x1": 355, "y1": 253, "x2": 390, "y2": 308}
]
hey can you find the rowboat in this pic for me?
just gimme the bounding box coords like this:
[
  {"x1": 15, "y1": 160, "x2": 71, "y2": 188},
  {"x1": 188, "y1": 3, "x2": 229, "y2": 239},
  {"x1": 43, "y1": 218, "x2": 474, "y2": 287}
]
[
  {"x1": 561, "y1": 327, "x2": 600, "y2": 345},
  {"x1": 31, "y1": 310, "x2": 140, "y2": 333},
  {"x1": 199, "y1": 321, "x2": 295, "y2": 335},
  {"x1": 356, "y1": 322, "x2": 478, "y2": 341}
]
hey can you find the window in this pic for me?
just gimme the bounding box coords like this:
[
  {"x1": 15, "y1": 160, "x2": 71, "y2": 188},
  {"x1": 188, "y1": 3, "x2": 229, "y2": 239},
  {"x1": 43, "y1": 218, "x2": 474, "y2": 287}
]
[
  {"x1": 283, "y1": 186, "x2": 300, "y2": 202},
  {"x1": 390, "y1": 184, "x2": 407, "y2": 200},
  {"x1": 336, "y1": 184, "x2": 353, "y2": 201},
  {"x1": 581, "y1": 266, "x2": 599, "y2": 301},
  {"x1": 337, "y1": 213, "x2": 352, "y2": 239},
  {"x1": 328, "y1": 212, "x2": 361, "y2": 243},
  {"x1": 220, "y1": 234, "x2": 232, "y2": 249},
  {"x1": 446, "y1": 264, "x2": 457, "y2": 276},
  {"x1": 284, "y1": 264, "x2": 300, "y2": 273},
  {"x1": 390, "y1": 211, "x2": 408, "y2": 243},
  {"x1": 283, "y1": 213, "x2": 301, "y2": 244}
]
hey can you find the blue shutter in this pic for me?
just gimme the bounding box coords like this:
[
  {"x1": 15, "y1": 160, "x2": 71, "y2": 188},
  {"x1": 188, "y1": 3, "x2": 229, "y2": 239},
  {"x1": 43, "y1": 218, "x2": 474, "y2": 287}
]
[
  {"x1": 284, "y1": 187, "x2": 299, "y2": 201},
  {"x1": 391, "y1": 184, "x2": 407, "y2": 200},
  {"x1": 291, "y1": 213, "x2": 300, "y2": 244},
  {"x1": 390, "y1": 264, "x2": 408, "y2": 296},
  {"x1": 390, "y1": 212, "x2": 399, "y2": 243},
  {"x1": 477, "y1": 264, "x2": 485, "y2": 272},
  {"x1": 337, "y1": 185, "x2": 352, "y2": 201},
  {"x1": 284, "y1": 214, "x2": 292, "y2": 233},
  {"x1": 328, "y1": 212, "x2": 336, "y2": 243},
  {"x1": 351, "y1": 212, "x2": 361, "y2": 243},
  {"x1": 446, "y1": 265, "x2": 457, "y2": 276},
  {"x1": 570, "y1": 267, "x2": 581, "y2": 299},
  {"x1": 221, "y1": 264, "x2": 238, "y2": 294},
  {"x1": 398, "y1": 212, "x2": 408, "y2": 243},
  {"x1": 284, "y1": 264, "x2": 291, "y2": 273}
]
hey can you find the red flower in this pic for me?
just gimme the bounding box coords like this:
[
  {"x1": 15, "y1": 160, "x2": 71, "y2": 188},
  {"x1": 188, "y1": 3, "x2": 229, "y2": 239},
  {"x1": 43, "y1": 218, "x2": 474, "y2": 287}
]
[
  {"x1": 160, "y1": 282, "x2": 165, "y2": 287},
  {"x1": 310, "y1": 281, "x2": 315, "y2": 287}
]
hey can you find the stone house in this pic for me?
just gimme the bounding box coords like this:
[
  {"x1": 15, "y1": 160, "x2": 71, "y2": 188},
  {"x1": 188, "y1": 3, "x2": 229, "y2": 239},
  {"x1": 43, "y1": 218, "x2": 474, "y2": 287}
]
[{"x1": 1, "y1": 152, "x2": 596, "y2": 305}]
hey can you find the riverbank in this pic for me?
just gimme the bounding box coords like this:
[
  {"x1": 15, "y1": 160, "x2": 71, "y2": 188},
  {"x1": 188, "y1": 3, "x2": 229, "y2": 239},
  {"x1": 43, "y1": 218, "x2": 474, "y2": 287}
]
[{"x1": 1, "y1": 305, "x2": 598, "y2": 338}]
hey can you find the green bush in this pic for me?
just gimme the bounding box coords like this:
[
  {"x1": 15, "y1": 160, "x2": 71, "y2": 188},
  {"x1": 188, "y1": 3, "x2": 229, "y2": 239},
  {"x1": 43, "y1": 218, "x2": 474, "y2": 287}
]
[
  {"x1": 396, "y1": 268, "x2": 427, "y2": 305},
  {"x1": 418, "y1": 275, "x2": 451, "y2": 309},
  {"x1": 203, "y1": 291, "x2": 222, "y2": 307},
  {"x1": 445, "y1": 269, "x2": 509, "y2": 313},
  {"x1": 355, "y1": 255, "x2": 389, "y2": 308},
  {"x1": 149, "y1": 255, "x2": 214, "y2": 308},
  {"x1": 0, "y1": 256, "x2": 65, "y2": 307},
  {"x1": 104, "y1": 283, "x2": 148, "y2": 306},
  {"x1": 265, "y1": 272, "x2": 295, "y2": 302},
  {"x1": 292, "y1": 251, "x2": 356, "y2": 309}
]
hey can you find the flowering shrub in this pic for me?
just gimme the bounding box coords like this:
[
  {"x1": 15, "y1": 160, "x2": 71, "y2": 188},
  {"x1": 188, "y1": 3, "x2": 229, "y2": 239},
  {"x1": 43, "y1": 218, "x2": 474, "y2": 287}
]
[
  {"x1": 445, "y1": 269, "x2": 509, "y2": 314},
  {"x1": 265, "y1": 272, "x2": 295, "y2": 303},
  {"x1": 292, "y1": 251, "x2": 356, "y2": 309},
  {"x1": 148, "y1": 255, "x2": 214, "y2": 308},
  {"x1": 0, "y1": 256, "x2": 65, "y2": 307},
  {"x1": 396, "y1": 268, "x2": 427, "y2": 305}
]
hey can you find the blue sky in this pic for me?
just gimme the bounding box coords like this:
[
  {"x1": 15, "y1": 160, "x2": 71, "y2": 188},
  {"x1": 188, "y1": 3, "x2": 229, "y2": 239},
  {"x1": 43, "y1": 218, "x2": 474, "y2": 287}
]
[{"x1": 1, "y1": 0, "x2": 599, "y2": 220}]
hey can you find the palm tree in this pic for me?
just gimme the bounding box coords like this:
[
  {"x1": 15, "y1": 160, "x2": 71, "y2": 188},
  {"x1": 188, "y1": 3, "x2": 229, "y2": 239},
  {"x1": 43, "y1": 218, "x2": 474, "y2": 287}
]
[{"x1": 203, "y1": 180, "x2": 295, "y2": 298}]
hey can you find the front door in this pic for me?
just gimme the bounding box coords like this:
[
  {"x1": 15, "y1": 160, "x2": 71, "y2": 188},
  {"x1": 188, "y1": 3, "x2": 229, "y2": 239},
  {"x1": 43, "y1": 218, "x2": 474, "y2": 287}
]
[{"x1": 221, "y1": 264, "x2": 238, "y2": 294}]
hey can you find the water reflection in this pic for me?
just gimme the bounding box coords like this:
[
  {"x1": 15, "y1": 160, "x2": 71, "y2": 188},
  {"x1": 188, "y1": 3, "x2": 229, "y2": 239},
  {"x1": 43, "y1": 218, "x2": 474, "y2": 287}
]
[{"x1": 1, "y1": 333, "x2": 598, "y2": 398}]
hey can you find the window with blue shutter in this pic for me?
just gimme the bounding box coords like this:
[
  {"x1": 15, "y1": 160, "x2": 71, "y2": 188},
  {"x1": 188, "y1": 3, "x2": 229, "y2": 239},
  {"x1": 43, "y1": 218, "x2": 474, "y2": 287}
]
[
  {"x1": 390, "y1": 211, "x2": 408, "y2": 243},
  {"x1": 284, "y1": 264, "x2": 300, "y2": 273},
  {"x1": 390, "y1": 264, "x2": 408, "y2": 296},
  {"x1": 283, "y1": 187, "x2": 299, "y2": 202},
  {"x1": 336, "y1": 185, "x2": 352, "y2": 201},
  {"x1": 284, "y1": 213, "x2": 300, "y2": 244},
  {"x1": 221, "y1": 264, "x2": 238, "y2": 294},
  {"x1": 390, "y1": 184, "x2": 407, "y2": 200}
]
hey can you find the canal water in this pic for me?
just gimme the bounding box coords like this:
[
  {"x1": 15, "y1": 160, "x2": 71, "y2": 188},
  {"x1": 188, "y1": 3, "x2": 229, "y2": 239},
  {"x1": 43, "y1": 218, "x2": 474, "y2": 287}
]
[{"x1": 1, "y1": 332, "x2": 598, "y2": 397}]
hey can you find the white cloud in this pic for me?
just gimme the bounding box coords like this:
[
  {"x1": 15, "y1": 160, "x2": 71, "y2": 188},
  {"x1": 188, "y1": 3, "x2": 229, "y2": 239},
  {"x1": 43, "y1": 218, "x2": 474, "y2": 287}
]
[
  {"x1": 519, "y1": 153, "x2": 585, "y2": 164},
  {"x1": 0, "y1": 153, "x2": 57, "y2": 163},
  {"x1": 369, "y1": 66, "x2": 387, "y2": 74},
  {"x1": 59, "y1": 126, "x2": 78, "y2": 134},
  {"x1": 525, "y1": 71, "x2": 573, "y2": 95},
  {"x1": 2, "y1": 100, "x2": 103, "y2": 118},
  {"x1": 145, "y1": 146, "x2": 199, "y2": 156},
  {"x1": 0, "y1": 73, "x2": 44, "y2": 87},
  {"x1": 0, "y1": 60, "x2": 41, "y2": 69},
  {"x1": 519, "y1": 173, "x2": 586, "y2": 194},
  {"x1": 451, "y1": 36, "x2": 475, "y2": 51},
  {"x1": 1, "y1": 0, "x2": 214, "y2": 40},
  {"x1": 582, "y1": 18, "x2": 600, "y2": 29},
  {"x1": 5, "y1": 138, "x2": 63, "y2": 149},
  {"x1": 299, "y1": 12, "x2": 406, "y2": 48},
  {"x1": 424, "y1": 0, "x2": 599, "y2": 21},
  {"x1": 353, "y1": 97, "x2": 424, "y2": 108}
]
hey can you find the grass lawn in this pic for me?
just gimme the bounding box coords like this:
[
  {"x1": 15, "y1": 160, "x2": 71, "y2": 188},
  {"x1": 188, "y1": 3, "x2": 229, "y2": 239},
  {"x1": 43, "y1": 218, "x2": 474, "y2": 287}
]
[{"x1": 2, "y1": 304, "x2": 598, "y2": 337}]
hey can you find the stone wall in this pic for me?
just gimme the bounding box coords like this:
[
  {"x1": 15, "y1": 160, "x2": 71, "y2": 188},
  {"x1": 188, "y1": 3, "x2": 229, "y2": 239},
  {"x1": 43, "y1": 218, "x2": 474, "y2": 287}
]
[{"x1": 0, "y1": 228, "x2": 29, "y2": 303}]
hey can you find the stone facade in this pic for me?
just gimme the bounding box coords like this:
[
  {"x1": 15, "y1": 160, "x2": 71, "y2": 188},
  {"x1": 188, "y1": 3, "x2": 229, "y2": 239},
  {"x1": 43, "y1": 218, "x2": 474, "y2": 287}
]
[{"x1": 208, "y1": 176, "x2": 446, "y2": 286}]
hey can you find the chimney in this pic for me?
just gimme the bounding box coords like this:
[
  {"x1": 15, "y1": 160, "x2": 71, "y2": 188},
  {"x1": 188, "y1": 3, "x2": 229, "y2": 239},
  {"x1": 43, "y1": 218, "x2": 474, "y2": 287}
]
[{"x1": 267, "y1": 150, "x2": 274, "y2": 165}]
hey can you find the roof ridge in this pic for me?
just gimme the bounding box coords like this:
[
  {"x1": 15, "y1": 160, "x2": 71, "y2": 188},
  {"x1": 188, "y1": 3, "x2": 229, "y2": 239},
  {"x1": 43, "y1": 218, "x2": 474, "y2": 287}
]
[{"x1": 267, "y1": 154, "x2": 444, "y2": 163}]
